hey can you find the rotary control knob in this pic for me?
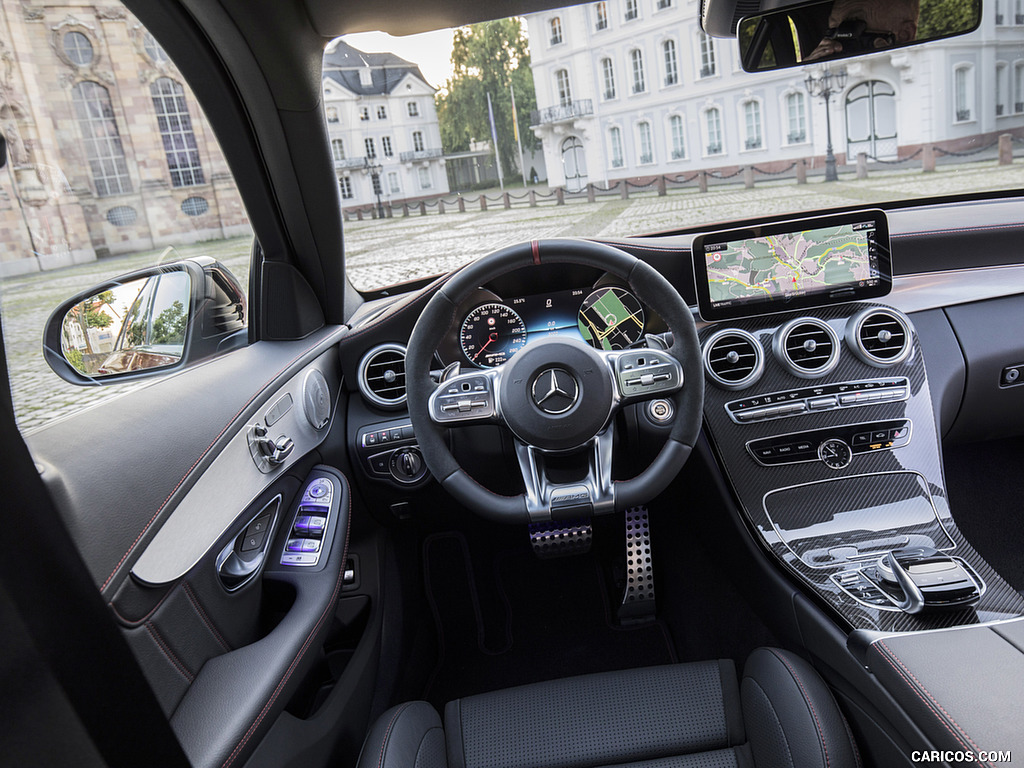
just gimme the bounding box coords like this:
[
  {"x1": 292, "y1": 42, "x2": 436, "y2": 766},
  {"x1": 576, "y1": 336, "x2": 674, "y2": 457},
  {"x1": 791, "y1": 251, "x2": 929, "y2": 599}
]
[
  {"x1": 389, "y1": 447, "x2": 427, "y2": 484},
  {"x1": 817, "y1": 438, "x2": 852, "y2": 470}
]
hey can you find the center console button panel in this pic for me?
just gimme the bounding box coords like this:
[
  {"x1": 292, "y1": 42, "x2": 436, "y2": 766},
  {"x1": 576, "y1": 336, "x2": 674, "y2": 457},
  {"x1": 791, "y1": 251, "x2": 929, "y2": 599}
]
[
  {"x1": 726, "y1": 377, "x2": 909, "y2": 424},
  {"x1": 356, "y1": 419, "x2": 429, "y2": 485},
  {"x1": 746, "y1": 419, "x2": 912, "y2": 467}
]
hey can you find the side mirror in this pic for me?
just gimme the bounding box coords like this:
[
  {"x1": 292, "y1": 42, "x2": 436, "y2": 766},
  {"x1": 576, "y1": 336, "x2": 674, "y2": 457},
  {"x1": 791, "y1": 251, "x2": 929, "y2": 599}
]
[
  {"x1": 43, "y1": 257, "x2": 247, "y2": 385},
  {"x1": 737, "y1": 0, "x2": 982, "y2": 72}
]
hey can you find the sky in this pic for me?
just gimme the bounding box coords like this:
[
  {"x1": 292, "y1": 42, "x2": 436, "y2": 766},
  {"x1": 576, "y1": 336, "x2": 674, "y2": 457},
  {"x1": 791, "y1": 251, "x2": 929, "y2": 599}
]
[{"x1": 341, "y1": 30, "x2": 457, "y2": 90}]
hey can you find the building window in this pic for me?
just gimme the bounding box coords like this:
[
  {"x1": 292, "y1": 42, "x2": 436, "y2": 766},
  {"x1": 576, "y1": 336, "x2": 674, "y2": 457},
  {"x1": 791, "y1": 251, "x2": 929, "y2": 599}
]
[
  {"x1": 408, "y1": 101, "x2": 419, "y2": 117},
  {"x1": 142, "y1": 32, "x2": 170, "y2": 64},
  {"x1": 418, "y1": 166, "x2": 432, "y2": 189},
  {"x1": 601, "y1": 58, "x2": 616, "y2": 99},
  {"x1": 339, "y1": 176, "x2": 353, "y2": 199},
  {"x1": 609, "y1": 126, "x2": 624, "y2": 168},
  {"x1": 550, "y1": 17, "x2": 563, "y2": 45},
  {"x1": 996, "y1": 0, "x2": 1004, "y2": 23},
  {"x1": 637, "y1": 121, "x2": 654, "y2": 164},
  {"x1": 326, "y1": 106, "x2": 339, "y2": 123},
  {"x1": 181, "y1": 196, "x2": 209, "y2": 216},
  {"x1": 381, "y1": 136, "x2": 393, "y2": 157},
  {"x1": 657, "y1": 0, "x2": 673, "y2": 8},
  {"x1": 669, "y1": 114, "x2": 685, "y2": 159},
  {"x1": 365, "y1": 137, "x2": 376, "y2": 158},
  {"x1": 63, "y1": 31, "x2": 94, "y2": 67},
  {"x1": 105, "y1": 206, "x2": 137, "y2": 227},
  {"x1": 595, "y1": 1, "x2": 608, "y2": 30},
  {"x1": 377, "y1": 105, "x2": 387, "y2": 119},
  {"x1": 630, "y1": 49, "x2": 646, "y2": 93},
  {"x1": 743, "y1": 100, "x2": 763, "y2": 150},
  {"x1": 359, "y1": 107, "x2": 369, "y2": 121},
  {"x1": 388, "y1": 171, "x2": 401, "y2": 194},
  {"x1": 954, "y1": 64, "x2": 974, "y2": 121},
  {"x1": 996, "y1": 62, "x2": 1009, "y2": 115},
  {"x1": 150, "y1": 78, "x2": 205, "y2": 187},
  {"x1": 624, "y1": 0, "x2": 638, "y2": 21},
  {"x1": 704, "y1": 107, "x2": 723, "y2": 155},
  {"x1": 1017, "y1": 0, "x2": 1024, "y2": 24},
  {"x1": 699, "y1": 32, "x2": 717, "y2": 78},
  {"x1": 785, "y1": 92, "x2": 807, "y2": 143},
  {"x1": 663, "y1": 40, "x2": 678, "y2": 86},
  {"x1": 556, "y1": 69, "x2": 572, "y2": 106},
  {"x1": 72, "y1": 81, "x2": 132, "y2": 197},
  {"x1": 331, "y1": 138, "x2": 345, "y2": 162},
  {"x1": 1015, "y1": 62, "x2": 1024, "y2": 113},
  {"x1": 413, "y1": 131, "x2": 425, "y2": 152}
]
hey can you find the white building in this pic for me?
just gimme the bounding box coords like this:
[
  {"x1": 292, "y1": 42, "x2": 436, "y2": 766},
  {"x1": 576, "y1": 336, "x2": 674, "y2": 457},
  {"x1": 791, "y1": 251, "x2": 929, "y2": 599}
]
[
  {"x1": 323, "y1": 41, "x2": 449, "y2": 210},
  {"x1": 525, "y1": 1, "x2": 1024, "y2": 190}
]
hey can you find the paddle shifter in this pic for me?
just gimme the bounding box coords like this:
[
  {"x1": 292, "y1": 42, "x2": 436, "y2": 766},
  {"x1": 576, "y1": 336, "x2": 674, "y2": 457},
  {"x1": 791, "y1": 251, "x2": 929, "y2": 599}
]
[{"x1": 875, "y1": 546, "x2": 982, "y2": 614}]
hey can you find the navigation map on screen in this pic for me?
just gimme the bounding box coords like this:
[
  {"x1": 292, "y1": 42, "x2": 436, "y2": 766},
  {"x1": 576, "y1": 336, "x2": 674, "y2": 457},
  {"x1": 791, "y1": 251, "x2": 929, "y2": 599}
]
[{"x1": 703, "y1": 221, "x2": 880, "y2": 309}]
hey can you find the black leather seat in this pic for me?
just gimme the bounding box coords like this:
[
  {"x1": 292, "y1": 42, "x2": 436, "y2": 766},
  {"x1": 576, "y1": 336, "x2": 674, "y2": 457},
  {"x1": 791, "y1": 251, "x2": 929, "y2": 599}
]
[{"x1": 356, "y1": 648, "x2": 859, "y2": 768}]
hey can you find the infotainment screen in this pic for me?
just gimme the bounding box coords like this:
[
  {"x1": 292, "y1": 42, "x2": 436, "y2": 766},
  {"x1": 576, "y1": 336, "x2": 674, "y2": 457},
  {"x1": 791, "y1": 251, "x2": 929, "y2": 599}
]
[{"x1": 692, "y1": 210, "x2": 892, "y2": 321}]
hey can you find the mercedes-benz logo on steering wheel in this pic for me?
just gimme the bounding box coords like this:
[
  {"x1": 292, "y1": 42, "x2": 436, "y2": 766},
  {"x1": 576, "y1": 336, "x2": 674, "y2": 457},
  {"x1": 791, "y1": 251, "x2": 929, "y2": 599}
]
[{"x1": 531, "y1": 368, "x2": 579, "y2": 414}]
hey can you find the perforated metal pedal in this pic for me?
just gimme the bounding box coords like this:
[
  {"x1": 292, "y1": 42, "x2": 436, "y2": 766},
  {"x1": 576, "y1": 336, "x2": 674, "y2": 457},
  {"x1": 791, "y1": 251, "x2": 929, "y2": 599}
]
[
  {"x1": 618, "y1": 506, "x2": 655, "y2": 624},
  {"x1": 529, "y1": 520, "x2": 593, "y2": 559}
]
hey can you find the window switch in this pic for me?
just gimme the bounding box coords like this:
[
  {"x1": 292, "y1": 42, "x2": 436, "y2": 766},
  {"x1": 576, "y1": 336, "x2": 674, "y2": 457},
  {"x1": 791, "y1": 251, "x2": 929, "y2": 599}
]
[
  {"x1": 306, "y1": 516, "x2": 326, "y2": 536},
  {"x1": 286, "y1": 538, "x2": 305, "y2": 552},
  {"x1": 293, "y1": 515, "x2": 310, "y2": 535},
  {"x1": 301, "y1": 538, "x2": 321, "y2": 553}
]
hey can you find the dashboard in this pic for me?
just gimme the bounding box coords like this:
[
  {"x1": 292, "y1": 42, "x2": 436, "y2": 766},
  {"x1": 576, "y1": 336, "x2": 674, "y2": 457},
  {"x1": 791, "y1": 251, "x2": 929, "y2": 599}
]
[{"x1": 434, "y1": 265, "x2": 667, "y2": 369}]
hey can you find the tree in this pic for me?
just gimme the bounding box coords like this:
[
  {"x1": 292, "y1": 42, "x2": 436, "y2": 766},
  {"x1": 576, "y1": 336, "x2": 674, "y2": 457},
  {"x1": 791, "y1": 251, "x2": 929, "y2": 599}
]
[
  {"x1": 436, "y1": 19, "x2": 538, "y2": 180},
  {"x1": 917, "y1": 0, "x2": 980, "y2": 39}
]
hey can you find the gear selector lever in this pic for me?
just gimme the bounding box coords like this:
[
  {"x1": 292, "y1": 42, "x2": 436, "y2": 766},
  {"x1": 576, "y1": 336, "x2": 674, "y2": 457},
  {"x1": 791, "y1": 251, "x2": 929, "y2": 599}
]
[{"x1": 876, "y1": 546, "x2": 981, "y2": 614}]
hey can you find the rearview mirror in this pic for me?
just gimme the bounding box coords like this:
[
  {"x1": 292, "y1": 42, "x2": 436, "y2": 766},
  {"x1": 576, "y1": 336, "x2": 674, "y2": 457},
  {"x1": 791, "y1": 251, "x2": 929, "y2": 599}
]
[
  {"x1": 737, "y1": 0, "x2": 982, "y2": 72},
  {"x1": 44, "y1": 257, "x2": 247, "y2": 385}
]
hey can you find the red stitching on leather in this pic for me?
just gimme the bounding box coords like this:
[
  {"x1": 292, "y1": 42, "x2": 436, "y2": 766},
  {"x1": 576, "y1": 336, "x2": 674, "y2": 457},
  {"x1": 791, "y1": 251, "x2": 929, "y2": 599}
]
[
  {"x1": 219, "y1": 474, "x2": 352, "y2": 768},
  {"x1": 531, "y1": 240, "x2": 541, "y2": 265},
  {"x1": 377, "y1": 703, "x2": 413, "y2": 768},
  {"x1": 99, "y1": 333, "x2": 339, "y2": 594},
  {"x1": 145, "y1": 622, "x2": 194, "y2": 683},
  {"x1": 107, "y1": 586, "x2": 172, "y2": 627},
  {"x1": 183, "y1": 582, "x2": 231, "y2": 653},
  {"x1": 875, "y1": 641, "x2": 990, "y2": 765},
  {"x1": 766, "y1": 649, "x2": 830, "y2": 768}
]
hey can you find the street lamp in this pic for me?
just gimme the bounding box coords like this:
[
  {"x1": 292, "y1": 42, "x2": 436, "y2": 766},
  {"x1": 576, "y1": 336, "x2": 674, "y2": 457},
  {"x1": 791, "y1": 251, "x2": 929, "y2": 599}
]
[
  {"x1": 804, "y1": 66, "x2": 848, "y2": 182},
  {"x1": 363, "y1": 159, "x2": 385, "y2": 219}
]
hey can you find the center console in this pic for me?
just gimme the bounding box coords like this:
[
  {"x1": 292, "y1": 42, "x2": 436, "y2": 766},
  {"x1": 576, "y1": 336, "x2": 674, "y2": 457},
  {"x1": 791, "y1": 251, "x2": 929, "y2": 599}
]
[{"x1": 692, "y1": 212, "x2": 1024, "y2": 633}]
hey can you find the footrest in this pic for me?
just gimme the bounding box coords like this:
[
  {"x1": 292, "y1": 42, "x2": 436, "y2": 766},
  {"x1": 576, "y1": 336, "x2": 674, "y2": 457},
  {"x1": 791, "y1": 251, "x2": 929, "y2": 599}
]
[{"x1": 529, "y1": 520, "x2": 592, "y2": 559}]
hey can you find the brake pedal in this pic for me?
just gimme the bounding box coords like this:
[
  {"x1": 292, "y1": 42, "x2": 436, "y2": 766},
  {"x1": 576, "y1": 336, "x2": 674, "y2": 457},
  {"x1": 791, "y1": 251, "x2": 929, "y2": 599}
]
[
  {"x1": 529, "y1": 520, "x2": 592, "y2": 559},
  {"x1": 617, "y1": 505, "x2": 656, "y2": 625}
]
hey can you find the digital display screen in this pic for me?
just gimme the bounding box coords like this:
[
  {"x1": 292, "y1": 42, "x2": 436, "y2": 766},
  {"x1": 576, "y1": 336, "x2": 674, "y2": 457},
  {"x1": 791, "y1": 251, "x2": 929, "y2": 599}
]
[
  {"x1": 509, "y1": 287, "x2": 587, "y2": 343},
  {"x1": 692, "y1": 210, "x2": 892, "y2": 321}
]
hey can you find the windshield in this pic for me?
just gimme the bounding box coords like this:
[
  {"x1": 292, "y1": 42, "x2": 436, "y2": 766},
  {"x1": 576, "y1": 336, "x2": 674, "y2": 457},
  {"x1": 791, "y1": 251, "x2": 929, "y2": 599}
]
[{"x1": 331, "y1": 7, "x2": 1024, "y2": 292}]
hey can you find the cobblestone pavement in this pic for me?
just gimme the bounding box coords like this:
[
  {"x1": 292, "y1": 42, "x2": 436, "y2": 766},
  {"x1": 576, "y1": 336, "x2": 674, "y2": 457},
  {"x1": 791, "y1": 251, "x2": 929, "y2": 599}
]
[{"x1": 4, "y1": 158, "x2": 1023, "y2": 433}]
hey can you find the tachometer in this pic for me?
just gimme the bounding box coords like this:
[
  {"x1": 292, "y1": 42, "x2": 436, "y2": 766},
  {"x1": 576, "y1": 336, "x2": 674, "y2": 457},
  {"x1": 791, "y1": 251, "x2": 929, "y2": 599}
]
[
  {"x1": 460, "y1": 303, "x2": 528, "y2": 367},
  {"x1": 577, "y1": 287, "x2": 645, "y2": 350}
]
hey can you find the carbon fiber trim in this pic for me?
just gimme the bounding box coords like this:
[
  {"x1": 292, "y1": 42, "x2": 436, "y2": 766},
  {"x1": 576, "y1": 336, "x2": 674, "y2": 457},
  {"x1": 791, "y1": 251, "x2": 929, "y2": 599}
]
[{"x1": 700, "y1": 302, "x2": 1024, "y2": 633}]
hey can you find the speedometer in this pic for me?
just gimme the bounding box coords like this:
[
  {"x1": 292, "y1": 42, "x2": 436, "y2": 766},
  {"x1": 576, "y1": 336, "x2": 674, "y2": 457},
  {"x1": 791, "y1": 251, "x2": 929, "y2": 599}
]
[{"x1": 460, "y1": 303, "x2": 528, "y2": 367}]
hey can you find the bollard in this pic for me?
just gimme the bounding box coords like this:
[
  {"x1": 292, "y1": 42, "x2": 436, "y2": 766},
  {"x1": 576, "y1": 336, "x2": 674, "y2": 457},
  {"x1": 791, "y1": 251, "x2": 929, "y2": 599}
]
[
  {"x1": 356, "y1": 209, "x2": 363, "y2": 221},
  {"x1": 386, "y1": 205, "x2": 393, "y2": 218},
  {"x1": 529, "y1": 190, "x2": 537, "y2": 207},
  {"x1": 438, "y1": 200, "x2": 446, "y2": 215},
  {"x1": 922, "y1": 145, "x2": 936, "y2": 173},
  {"x1": 480, "y1": 196, "x2": 487, "y2": 211},
  {"x1": 419, "y1": 201, "x2": 427, "y2": 216},
  {"x1": 458, "y1": 197, "x2": 466, "y2": 213},
  {"x1": 796, "y1": 159, "x2": 807, "y2": 184},
  {"x1": 743, "y1": 166, "x2": 754, "y2": 189},
  {"x1": 657, "y1": 175, "x2": 667, "y2": 196},
  {"x1": 857, "y1": 152, "x2": 868, "y2": 179},
  {"x1": 620, "y1": 182, "x2": 629, "y2": 200},
  {"x1": 698, "y1": 170, "x2": 708, "y2": 193},
  {"x1": 587, "y1": 184, "x2": 596, "y2": 203},
  {"x1": 402, "y1": 204, "x2": 409, "y2": 217},
  {"x1": 556, "y1": 188, "x2": 565, "y2": 205},
  {"x1": 503, "y1": 192, "x2": 511, "y2": 209},
  {"x1": 999, "y1": 133, "x2": 1013, "y2": 165}
]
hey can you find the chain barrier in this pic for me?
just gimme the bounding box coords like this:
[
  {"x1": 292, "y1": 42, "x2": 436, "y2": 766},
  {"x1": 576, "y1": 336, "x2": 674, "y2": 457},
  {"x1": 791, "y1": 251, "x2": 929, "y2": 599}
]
[
  {"x1": 625, "y1": 178, "x2": 658, "y2": 189},
  {"x1": 1013, "y1": 135, "x2": 1024, "y2": 145},
  {"x1": 666, "y1": 173, "x2": 700, "y2": 184},
  {"x1": 752, "y1": 162, "x2": 798, "y2": 176},
  {"x1": 934, "y1": 141, "x2": 997, "y2": 158},
  {"x1": 708, "y1": 168, "x2": 743, "y2": 179},
  {"x1": 863, "y1": 148, "x2": 923, "y2": 165},
  {"x1": 507, "y1": 191, "x2": 531, "y2": 200}
]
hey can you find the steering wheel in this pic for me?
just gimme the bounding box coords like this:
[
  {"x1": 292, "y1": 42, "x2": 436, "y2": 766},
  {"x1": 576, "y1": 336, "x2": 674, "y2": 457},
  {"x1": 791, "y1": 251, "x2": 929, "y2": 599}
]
[{"x1": 406, "y1": 239, "x2": 703, "y2": 523}]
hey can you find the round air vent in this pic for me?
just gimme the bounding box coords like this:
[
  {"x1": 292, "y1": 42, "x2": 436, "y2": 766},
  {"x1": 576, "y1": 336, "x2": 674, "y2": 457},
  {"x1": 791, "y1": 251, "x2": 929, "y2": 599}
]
[
  {"x1": 773, "y1": 317, "x2": 840, "y2": 378},
  {"x1": 357, "y1": 344, "x2": 407, "y2": 408},
  {"x1": 702, "y1": 328, "x2": 765, "y2": 390},
  {"x1": 846, "y1": 307, "x2": 913, "y2": 367}
]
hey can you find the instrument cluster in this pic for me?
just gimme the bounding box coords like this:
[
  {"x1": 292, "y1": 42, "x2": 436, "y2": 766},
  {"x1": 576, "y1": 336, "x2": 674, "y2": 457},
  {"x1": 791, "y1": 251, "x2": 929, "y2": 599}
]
[{"x1": 437, "y1": 280, "x2": 654, "y2": 369}]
